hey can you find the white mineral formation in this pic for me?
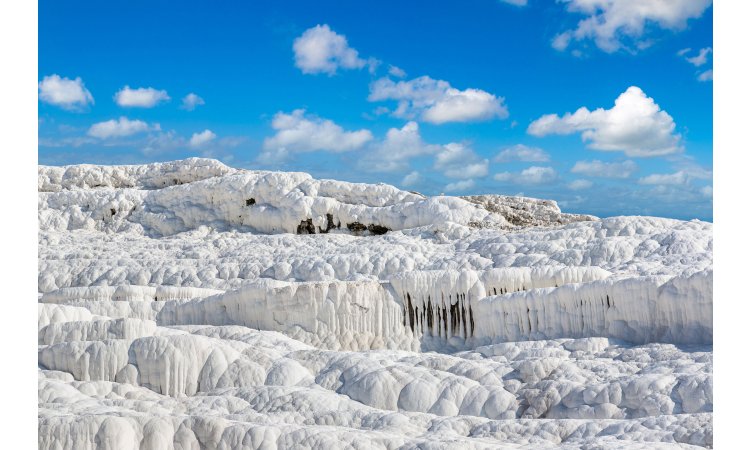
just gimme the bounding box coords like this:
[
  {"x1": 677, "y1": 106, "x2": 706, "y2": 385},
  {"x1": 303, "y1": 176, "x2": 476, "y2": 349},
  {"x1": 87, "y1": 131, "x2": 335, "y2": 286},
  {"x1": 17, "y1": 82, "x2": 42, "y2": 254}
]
[{"x1": 38, "y1": 159, "x2": 713, "y2": 448}]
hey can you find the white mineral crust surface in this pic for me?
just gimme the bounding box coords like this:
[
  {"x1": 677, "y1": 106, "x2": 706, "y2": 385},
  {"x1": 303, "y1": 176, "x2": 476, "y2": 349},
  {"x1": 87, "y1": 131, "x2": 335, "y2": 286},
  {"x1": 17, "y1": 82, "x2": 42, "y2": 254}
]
[{"x1": 38, "y1": 158, "x2": 713, "y2": 449}]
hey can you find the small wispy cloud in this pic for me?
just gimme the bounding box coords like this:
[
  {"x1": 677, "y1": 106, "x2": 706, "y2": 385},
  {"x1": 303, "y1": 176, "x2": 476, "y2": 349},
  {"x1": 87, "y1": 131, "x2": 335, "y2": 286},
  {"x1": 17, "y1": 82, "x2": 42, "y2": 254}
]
[
  {"x1": 189, "y1": 129, "x2": 217, "y2": 148},
  {"x1": 568, "y1": 179, "x2": 593, "y2": 190},
  {"x1": 494, "y1": 144, "x2": 550, "y2": 163},
  {"x1": 434, "y1": 143, "x2": 489, "y2": 179},
  {"x1": 401, "y1": 171, "x2": 420, "y2": 187},
  {"x1": 87, "y1": 117, "x2": 157, "y2": 139},
  {"x1": 678, "y1": 47, "x2": 713, "y2": 82},
  {"x1": 697, "y1": 69, "x2": 713, "y2": 82},
  {"x1": 114, "y1": 86, "x2": 170, "y2": 108},
  {"x1": 570, "y1": 160, "x2": 638, "y2": 179},
  {"x1": 494, "y1": 166, "x2": 558, "y2": 185},
  {"x1": 445, "y1": 179, "x2": 475, "y2": 192},
  {"x1": 181, "y1": 93, "x2": 205, "y2": 111}
]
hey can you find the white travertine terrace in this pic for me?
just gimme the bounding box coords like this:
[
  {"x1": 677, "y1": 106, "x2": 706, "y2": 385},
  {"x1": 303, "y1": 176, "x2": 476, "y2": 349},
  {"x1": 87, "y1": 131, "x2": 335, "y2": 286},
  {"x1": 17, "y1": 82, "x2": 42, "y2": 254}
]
[{"x1": 38, "y1": 159, "x2": 713, "y2": 448}]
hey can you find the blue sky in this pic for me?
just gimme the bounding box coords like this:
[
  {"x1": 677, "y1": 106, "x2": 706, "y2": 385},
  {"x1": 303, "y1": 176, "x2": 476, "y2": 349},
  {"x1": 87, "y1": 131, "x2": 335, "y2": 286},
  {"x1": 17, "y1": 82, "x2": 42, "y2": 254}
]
[{"x1": 38, "y1": 0, "x2": 713, "y2": 220}]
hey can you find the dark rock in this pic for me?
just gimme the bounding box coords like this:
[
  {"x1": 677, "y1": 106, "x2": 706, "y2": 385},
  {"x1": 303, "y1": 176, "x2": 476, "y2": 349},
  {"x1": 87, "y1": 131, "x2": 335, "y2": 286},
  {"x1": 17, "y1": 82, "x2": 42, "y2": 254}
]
[
  {"x1": 347, "y1": 222, "x2": 368, "y2": 232},
  {"x1": 296, "y1": 218, "x2": 316, "y2": 234},
  {"x1": 367, "y1": 224, "x2": 389, "y2": 235},
  {"x1": 319, "y1": 213, "x2": 339, "y2": 233},
  {"x1": 245, "y1": 198, "x2": 256, "y2": 206}
]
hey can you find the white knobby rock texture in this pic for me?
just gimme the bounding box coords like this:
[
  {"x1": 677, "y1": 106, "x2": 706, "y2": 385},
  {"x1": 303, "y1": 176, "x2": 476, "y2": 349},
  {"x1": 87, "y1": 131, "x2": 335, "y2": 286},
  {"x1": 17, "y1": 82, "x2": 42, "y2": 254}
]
[{"x1": 38, "y1": 159, "x2": 713, "y2": 448}]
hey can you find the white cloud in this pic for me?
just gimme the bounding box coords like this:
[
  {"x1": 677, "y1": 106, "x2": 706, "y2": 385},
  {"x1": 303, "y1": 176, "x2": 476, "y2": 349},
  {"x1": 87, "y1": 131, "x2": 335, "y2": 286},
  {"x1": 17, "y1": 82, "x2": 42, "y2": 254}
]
[
  {"x1": 568, "y1": 179, "x2": 593, "y2": 190},
  {"x1": 114, "y1": 86, "x2": 170, "y2": 108},
  {"x1": 528, "y1": 86, "x2": 682, "y2": 157},
  {"x1": 261, "y1": 109, "x2": 373, "y2": 162},
  {"x1": 456, "y1": 162, "x2": 490, "y2": 179},
  {"x1": 189, "y1": 129, "x2": 216, "y2": 148},
  {"x1": 670, "y1": 158, "x2": 712, "y2": 180},
  {"x1": 677, "y1": 47, "x2": 713, "y2": 81},
  {"x1": 401, "y1": 171, "x2": 421, "y2": 187},
  {"x1": 445, "y1": 179, "x2": 476, "y2": 192},
  {"x1": 700, "y1": 185, "x2": 713, "y2": 198},
  {"x1": 552, "y1": 32, "x2": 572, "y2": 51},
  {"x1": 494, "y1": 166, "x2": 558, "y2": 185},
  {"x1": 39, "y1": 74, "x2": 94, "y2": 110},
  {"x1": 698, "y1": 69, "x2": 713, "y2": 82},
  {"x1": 638, "y1": 171, "x2": 691, "y2": 186},
  {"x1": 570, "y1": 159, "x2": 638, "y2": 178},
  {"x1": 38, "y1": 136, "x2": 97, "y2": 148},
  {"x1": 87, "y1": 117, "x2": 155, "y2": 139},
  {"x1": 500, "y1": 0, "x2": 527, "y2": 6},
  {"x1": 369, "y1": 75, "x2": 508, "y2": 124},
  {"x1": 181, "y1": 93, "x2": 205, "y2": 111},
  {"x1": 684, "y1": 47, "x2": 712, "y2": 67},
  {"x1": 388, "y1": 65, "x2": 407, "y2": 78},
  {"x1": 638, "y1": 166, "x2": 712, "y2": 187},
  {"x1": 434, "y1": 143, "x2": 489, "y2": 179},
  {"x1": 554, "y1": 0, "x2": 713, "y2": 53},
  {"x1": 141, "y1": 130, "x2": 184, "y2": 156},
  {"x1": 293, "y1": 24, "x2": 371, "y2": 75},
  {"x1": 359, "y1": 121, "x2": 439, "y2": 173},
  {"x1": 494, "y1": 144, "x2": 550, "y2": 163},
  {"x1": 141, "y1": 131, "x2": 242, "y2": 157}
]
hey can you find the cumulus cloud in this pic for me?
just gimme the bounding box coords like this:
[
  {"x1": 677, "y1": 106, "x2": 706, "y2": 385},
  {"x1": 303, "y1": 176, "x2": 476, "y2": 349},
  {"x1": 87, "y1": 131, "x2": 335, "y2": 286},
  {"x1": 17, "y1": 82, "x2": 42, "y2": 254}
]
[
  {"x1": 553, "y1": 0, "x2": 713, "y2": 53},
  {"x1": 293, "y1": 24, "x2": 374, "y2": 75},
  {"x1": 87, "y1": 117, "x2": 155, "y2": 139},
  {"x1": 401, "y1": 171, "x2": 421, "y2": 187},
  {"x1": 114, "y1": 86, "x2": 170, "y2": 108},
  {"x1": 528, "y1": 86, "x2": 682, "y2": 157},
  {"x1": 494, "y1": 166, "x2": 558, "y2": 185},
  {"x1": 39, "y1": 74, "x2": 94, "y2": 110},
  {"x1": 189, "y1": 129, "x2": 217, "y2": 148},
  {"x1": 261, "y1": 110, "x2": 373, "y2": 162},
  {"x1": 359, "y1": 121, "x2": 439, "y2": 173},
  {"x1": 494, "y1": 144, "x2": 550, "y2": 163},
  {"x1": 434, "y1": 143, "x2": 489, "y2": 179},
  {"x1": 445, "y1": 179, "x2": 476, "y2": 192},
  {"x1": 369, "y1": 76, "x2": 508, "y2": 124},
  {"x1": 568, "y1": 179, "x2": 593, "y2": 190},
  {"x1": 570, "y1": 159, "x2": 638, "y2": 179},
  {"x1": 181, "y1": 93, "x2": 205, "y2": 111}
]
